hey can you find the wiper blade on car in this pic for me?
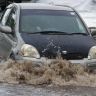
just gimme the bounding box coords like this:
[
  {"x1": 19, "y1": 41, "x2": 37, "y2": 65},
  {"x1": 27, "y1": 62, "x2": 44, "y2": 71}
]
[
  {"x1": 27, "y1": 31, "x2": 69, "y2": 35},
  {"x1": 26, "y1": 31, "x2": 88, "y2": 35},
  {"x1": 69, "y1": 32, "x2": 88, "y2": 35},
  {"x1": 40, "y1": 31, "x2": 70, "y2": 34}
]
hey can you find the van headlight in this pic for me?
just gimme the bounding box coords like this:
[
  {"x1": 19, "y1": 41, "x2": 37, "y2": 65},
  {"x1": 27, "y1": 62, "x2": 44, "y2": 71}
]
[
  {"x1": 20, "y1": 44, "x2": 40, "y2": 59},
  {"x1": 88, "y1": 46, "x2": 96, "y2": 59}
]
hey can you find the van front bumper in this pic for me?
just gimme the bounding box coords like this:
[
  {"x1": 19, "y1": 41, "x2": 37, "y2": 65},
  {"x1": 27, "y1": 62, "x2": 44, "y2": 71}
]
[{"x1": 15, "y1": 55, "x2": 96, "y2": 70}]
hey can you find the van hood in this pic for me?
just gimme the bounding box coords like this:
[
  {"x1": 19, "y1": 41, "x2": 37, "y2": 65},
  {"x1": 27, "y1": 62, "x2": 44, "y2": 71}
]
[{"x1": 20, "y1": 33, "x2": 96, "y2": 60}]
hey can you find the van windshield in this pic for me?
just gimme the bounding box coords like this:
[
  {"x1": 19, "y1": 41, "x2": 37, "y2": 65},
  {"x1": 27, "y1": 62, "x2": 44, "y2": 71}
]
[{"x1": 20, "y1": 9, "x2": 87, "y2": 34}]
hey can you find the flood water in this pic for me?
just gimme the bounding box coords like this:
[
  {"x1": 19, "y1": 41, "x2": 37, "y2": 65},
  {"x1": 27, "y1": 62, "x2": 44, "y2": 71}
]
[
  {"x1": 0, "y1": 59, "x2": 96, "y2": 96},
  {"x1": 0, "y1": 83, "x2": 96, "y2": 96},
  {"x1": 0, "y1": 0, "x2": 96, "y2": 96}
]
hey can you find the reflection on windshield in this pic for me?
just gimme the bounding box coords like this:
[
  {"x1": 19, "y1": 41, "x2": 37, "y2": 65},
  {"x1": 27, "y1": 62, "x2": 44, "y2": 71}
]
[{"x1": 20, "y1": 9, "x2": 87, "y2": 33}]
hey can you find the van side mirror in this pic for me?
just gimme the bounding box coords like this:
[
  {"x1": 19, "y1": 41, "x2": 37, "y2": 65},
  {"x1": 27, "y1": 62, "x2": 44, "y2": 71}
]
[{"x1": 0, "y1": 25, "x2": 12, "y2": 34}]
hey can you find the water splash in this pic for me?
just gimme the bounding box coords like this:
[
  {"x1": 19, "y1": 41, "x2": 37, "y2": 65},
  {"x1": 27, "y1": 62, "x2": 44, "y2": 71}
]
[
  {"x1": 42, "y1": 40, "x2": 61, "y2": 58},
  {"x1": 0, "y1": 59, "x2": 96, "y2": 87}
]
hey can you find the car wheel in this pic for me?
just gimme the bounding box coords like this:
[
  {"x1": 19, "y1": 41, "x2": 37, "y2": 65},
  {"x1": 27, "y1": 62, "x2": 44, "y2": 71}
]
[{"x1": 1, "y1": 5, "x2": 6, "y2": 11}]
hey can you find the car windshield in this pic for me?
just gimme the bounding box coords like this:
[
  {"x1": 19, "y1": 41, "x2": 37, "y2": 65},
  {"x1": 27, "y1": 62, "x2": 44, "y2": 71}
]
[{"x1": 20, "y1": 9, "x2": 87, "y2": 34}]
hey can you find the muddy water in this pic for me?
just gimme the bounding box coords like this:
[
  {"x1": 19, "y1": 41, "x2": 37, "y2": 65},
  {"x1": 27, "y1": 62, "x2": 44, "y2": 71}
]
[
  {"x1": 0, "y1": 59, "x2": 91, "y2": 86},
  {"x1": 0, "y1": 83, "x2": 96, "y2": 96},
  {"x1": 0, "y1": 59, "x2": 96, "y2": 86},
  {"x1": 0, "y1": 59, "x2": 96, "y2": 95}
]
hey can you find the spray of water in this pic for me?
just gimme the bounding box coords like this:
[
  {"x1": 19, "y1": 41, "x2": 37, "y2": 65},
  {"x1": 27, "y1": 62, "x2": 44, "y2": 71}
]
[{"x1": 0, "y1": 59, "x2": 96, "y2": 87}]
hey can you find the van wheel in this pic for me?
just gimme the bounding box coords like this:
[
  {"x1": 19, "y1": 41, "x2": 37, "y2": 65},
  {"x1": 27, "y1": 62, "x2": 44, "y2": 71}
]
[{"x1": 1, "y1": 5, "x2": 6, "y2": 11}]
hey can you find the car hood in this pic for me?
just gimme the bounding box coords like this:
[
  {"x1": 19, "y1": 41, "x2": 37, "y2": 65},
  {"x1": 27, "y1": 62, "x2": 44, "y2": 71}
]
[{"x1": 20, "y1": 33, "x2": 96, "y2": 59}]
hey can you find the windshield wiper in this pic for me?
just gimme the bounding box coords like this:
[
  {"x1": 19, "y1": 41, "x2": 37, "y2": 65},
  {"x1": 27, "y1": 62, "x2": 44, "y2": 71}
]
[
  {"x1": 27, "y1": 31, "x2": 69, "y2": 35},
  {"x1": 69, "y1": 32, "x2": 88, "y2": 35},
  {"x1": 27, "y1": 31, "x2": 88, "y2": 35}
]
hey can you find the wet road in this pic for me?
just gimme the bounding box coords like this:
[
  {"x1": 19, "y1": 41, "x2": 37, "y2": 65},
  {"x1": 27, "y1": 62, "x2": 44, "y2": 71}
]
[
  {"x1": 0, "y1": 0, "x2": 96, "y2": 96},
  {"x1": 0, "y1": 83, "x2": 96, "y2": 96}
]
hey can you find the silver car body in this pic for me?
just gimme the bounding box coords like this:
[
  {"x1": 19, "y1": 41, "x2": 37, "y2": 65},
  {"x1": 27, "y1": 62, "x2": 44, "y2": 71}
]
[{"x1": 0, "y1": 3, "x2": 96, "y2": 69}]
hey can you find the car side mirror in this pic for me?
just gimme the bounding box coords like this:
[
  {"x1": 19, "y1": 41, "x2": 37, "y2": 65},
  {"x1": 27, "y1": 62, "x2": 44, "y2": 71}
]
[
  {"x1": 0, "y1": 26, "x2": 12, "y2": 34},
  {"x1": 89, "y1": 27, "x2": 96, "y2": 36}
]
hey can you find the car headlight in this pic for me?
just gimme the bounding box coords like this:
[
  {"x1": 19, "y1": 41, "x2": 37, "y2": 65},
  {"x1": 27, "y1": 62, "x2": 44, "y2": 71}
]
[
  {"x1": 20, "y1": 44, "x2": 40, "y2": 59},
  {"x1": 88, "y1": 46, "x2": 96, "y2": 59}
]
